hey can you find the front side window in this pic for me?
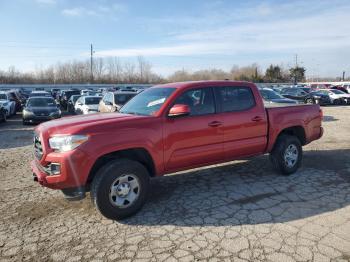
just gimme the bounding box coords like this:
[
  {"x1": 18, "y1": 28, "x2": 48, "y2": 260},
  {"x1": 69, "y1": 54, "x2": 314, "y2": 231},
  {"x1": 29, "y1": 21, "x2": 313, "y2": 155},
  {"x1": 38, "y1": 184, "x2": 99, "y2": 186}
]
[
  {"x1": 173, "y1": 87, "x2": 215, "y2": 116},
  {"x1": 120, "y1": 87, "x2": 175, "y2": 116},
  {"x1": 216, "y1": 86, "x2": 255, "y2": 112},
  {"x1": 114, "y1": 94, "x2": 136, "y2": 105}
]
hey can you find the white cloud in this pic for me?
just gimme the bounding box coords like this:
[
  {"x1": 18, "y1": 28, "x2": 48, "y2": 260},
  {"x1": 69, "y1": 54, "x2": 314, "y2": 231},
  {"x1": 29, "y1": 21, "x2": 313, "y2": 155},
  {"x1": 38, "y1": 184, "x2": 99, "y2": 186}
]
[
  {"x1": 95, "y1": 43, "x2": 232, "y2": 57},
  {"x1": 62, "y1": 3, "x2": 127, "y2": 18},
  {"x1": 35, "y1": 0, "x2": 56, "y2": 4},
  {"x1": 62, "y1": 8, "x2": 85, "y2": 17},
  {"x1": 95, "y1": 1, "x2": 350, "y2": 58}
]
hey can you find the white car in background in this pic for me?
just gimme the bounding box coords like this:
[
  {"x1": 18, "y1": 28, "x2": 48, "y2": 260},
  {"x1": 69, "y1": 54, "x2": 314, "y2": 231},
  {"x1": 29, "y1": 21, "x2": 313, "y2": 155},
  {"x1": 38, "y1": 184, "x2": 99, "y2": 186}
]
[
  {"x1": 0, "y1": 92, "x2": 16, "y2": 116},
  {"x1": 319, "y1": 89, "x2": 350, "y2": 104},
  {"x1": 74, "y1": 96, "x2": 102, "y2": 114},
  {"x1": 80, "y1": 89, "x2": 93, "y2": 96}
]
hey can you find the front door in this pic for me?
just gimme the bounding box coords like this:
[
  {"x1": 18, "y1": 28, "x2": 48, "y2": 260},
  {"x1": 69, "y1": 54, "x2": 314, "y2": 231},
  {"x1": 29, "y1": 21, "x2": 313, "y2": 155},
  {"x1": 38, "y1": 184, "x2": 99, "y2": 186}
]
[{"x1": 164, "y1": 87, "x2": 224, "y2": 172}]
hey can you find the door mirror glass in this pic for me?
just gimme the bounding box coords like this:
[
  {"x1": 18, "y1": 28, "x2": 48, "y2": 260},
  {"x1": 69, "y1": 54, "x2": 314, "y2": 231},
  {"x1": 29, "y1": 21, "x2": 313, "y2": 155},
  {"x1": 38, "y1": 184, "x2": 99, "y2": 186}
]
[{"x1": 168, "y1": 104, "x2": 190, "y2": 117}]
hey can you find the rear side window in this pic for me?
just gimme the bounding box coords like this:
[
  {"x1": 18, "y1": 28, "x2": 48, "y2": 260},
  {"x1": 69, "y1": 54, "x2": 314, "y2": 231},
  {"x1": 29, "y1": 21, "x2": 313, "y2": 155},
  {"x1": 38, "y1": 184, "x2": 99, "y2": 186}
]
[{"x1": 215, "y1": 86, "x2": 255, "y2": 112}]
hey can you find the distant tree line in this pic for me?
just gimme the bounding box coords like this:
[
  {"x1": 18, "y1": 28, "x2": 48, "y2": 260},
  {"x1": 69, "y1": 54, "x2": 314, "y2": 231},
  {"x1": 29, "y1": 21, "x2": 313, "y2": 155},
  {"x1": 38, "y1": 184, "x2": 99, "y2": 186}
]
[{"x1": 0, "y1": 56, "x2": 320, "y2": 84}]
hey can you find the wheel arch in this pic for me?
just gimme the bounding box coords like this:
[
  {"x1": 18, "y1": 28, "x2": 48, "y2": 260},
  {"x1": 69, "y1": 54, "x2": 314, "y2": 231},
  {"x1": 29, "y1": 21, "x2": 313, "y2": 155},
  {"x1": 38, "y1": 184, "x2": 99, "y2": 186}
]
[
  {"x1": 274, "y1": 126, "x2": 306, "y2": 147},
  {"x1": 86, "y1": 147, "x2": 156, "y2": 189}
]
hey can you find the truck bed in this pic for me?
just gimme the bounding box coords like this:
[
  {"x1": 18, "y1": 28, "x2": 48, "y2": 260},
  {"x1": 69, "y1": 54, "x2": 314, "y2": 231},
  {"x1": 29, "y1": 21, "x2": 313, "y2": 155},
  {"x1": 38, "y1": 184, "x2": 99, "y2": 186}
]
[
  {"x1": 265, "y1": 103, "x2": 323, "y2": 152},
  {"x1": 264, "y1": 102, "x2": 307, "y2": 108}
]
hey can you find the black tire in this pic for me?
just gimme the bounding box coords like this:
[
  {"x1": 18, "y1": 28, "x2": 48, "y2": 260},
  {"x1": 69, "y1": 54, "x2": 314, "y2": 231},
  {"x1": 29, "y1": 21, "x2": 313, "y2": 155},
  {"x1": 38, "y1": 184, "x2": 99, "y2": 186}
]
[
  {"x1": 305, "y1": 98, "x2": 314, "y2": 104},
  {"x1": 0, "y1": 113, "x2": 6, "y2": 123},
  {"x1": 269, "y1": 134, "x2": 302, "y2": 175},
  {"x1": 91, "y1": 159, "x2": 150, "y2": 220}
]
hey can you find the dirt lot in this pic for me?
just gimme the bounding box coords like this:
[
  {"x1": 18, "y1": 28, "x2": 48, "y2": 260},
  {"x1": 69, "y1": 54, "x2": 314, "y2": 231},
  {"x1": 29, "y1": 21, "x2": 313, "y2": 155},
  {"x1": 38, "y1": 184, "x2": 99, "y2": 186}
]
[{"x1": 0, "y1": 107, "x2": 350, "y2": 262}]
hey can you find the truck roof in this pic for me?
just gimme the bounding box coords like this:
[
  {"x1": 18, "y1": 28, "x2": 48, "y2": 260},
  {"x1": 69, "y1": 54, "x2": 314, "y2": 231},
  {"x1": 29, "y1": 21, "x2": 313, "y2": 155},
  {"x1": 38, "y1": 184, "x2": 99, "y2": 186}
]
[{"x1": 153, "y1": 80, "x2": 253, "y2": 89}]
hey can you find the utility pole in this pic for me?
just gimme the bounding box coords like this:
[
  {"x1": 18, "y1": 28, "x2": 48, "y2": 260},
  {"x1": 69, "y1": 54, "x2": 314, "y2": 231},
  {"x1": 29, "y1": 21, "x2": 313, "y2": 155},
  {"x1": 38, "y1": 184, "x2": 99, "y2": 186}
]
[
  {"x1": 295, "y1": 54, "x2": 298, "y2": 67},
  {"x1": 342, "y1": 71, "x2": 345, "y2": 81},
  {"x1": 90, "y1": 44, "x2": 94, "y2": 83}
]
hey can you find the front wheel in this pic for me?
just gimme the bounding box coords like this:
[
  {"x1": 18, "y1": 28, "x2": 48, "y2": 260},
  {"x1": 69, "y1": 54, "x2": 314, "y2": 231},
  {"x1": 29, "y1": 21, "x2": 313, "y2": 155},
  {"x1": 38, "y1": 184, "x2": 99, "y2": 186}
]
[
  {"x1": 91, "y1": 159, "x2": 150, "y2": 220},
  {"x1": 270, "y1": 134, "x2": 302, "y2": 175},
  {"x1": 0, "y1": 112, "x2": 6, "y2": 122},
  {"x1": 305, "y1": 98, "x2": 314, "y2": 104}
]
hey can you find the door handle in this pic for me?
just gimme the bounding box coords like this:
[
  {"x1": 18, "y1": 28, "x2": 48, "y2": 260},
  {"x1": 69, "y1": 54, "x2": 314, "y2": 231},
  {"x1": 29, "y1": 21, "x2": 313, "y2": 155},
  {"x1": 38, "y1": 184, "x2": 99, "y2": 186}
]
[
  {"x1": 251, "y1": 116, "x2": 263, "y2": 122},
  {"x1": 208, "y1": 121, "x2": 223, "y2": 127}
]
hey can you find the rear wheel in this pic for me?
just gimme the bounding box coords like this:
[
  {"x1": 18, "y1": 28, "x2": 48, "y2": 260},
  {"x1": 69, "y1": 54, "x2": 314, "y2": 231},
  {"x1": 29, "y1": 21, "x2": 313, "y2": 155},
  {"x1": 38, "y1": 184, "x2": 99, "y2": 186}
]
[
  {"x1": 270, "y1": 134, "x2": 302, "y2": 175},
  {"x1": 91, "y1": 159, "x2": 150, "y2": 220},
  {"x1": 0, "y1": 112, "x2": 6, "y2": 122},
  {"x1": 305, "y1": 98, "x2": 314, "y2": 104}
]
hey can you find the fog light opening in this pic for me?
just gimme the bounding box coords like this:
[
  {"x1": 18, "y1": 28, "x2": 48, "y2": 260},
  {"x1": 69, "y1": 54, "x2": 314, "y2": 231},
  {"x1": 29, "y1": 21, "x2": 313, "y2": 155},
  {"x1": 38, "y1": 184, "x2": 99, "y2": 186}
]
[{"x1": 50, "y1": 163, "x2": 61, "y2": 175}]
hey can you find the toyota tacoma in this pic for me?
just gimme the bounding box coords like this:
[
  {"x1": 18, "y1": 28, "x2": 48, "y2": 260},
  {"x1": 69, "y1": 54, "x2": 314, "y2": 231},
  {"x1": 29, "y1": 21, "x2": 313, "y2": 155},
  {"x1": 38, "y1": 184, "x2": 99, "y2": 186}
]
[{"x1": 31, "y1": 81, "x2": 323, "y2": 220}]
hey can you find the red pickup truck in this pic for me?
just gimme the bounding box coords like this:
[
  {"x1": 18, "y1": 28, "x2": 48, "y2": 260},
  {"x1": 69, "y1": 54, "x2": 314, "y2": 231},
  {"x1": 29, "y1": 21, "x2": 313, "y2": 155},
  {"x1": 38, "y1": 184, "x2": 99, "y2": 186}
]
[{"x1": 31, "y1": 81, "x2": 323, "y2": 220}]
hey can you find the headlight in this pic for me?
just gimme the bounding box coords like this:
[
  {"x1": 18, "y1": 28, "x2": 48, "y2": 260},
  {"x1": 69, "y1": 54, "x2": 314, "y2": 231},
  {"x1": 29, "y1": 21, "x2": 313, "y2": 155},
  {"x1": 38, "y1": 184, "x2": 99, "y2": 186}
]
[
  {"x1": 1, "y1": 102, "x2": 8, "y2": 106},
  {"x1": 23, "y1": 108, "x2": 34, "y2": 114},
  {"x1": 50, "y1": 110, "x2": 61, "y2": 116},
  {"x1": 49, "y1": 135, "x2": 89, "y2": 152}
]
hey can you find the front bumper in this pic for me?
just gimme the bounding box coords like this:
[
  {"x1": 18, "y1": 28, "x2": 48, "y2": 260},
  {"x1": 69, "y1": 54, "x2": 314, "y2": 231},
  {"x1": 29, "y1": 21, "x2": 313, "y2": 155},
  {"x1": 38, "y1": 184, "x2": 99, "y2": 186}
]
[
  {"x1": 31, "y1": 147, "x2": 92, "y2": 190},
  {"x1": 23, "y1": 115, "x2": 61, "y2": 123}
]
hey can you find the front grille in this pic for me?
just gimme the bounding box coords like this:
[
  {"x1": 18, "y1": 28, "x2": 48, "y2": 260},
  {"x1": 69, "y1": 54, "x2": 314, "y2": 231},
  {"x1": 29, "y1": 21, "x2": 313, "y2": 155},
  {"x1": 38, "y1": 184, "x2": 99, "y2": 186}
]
[{"x1": 34, "y1": 133, "x2": 43, "y2": 160}]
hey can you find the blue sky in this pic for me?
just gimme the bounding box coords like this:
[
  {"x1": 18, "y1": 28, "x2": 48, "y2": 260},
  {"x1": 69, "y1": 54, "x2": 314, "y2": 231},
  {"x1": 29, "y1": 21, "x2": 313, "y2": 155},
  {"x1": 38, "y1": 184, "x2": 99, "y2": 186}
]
[{"x1": 0, "y1": 0, "x2": 350, "y2": 77}]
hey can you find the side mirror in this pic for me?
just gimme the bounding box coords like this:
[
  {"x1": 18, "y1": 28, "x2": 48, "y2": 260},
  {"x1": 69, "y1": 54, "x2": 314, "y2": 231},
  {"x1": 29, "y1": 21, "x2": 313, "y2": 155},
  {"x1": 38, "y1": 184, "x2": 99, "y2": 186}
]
[
  {"x1": 105, "y1": 101, "x2": 112, "y2": 106},
  {"x1": 168, "y1": 104, "x2": 190, "y2": 117},
  {"x1": 77, "y1": 102, "x2": 82, "y2": 106}
]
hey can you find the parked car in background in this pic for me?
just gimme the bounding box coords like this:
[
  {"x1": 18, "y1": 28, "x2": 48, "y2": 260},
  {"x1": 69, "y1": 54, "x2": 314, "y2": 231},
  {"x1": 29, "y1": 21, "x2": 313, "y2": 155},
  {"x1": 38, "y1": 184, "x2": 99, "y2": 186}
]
[
  {"x1": 323, "y1": 89, "x2": 350, "y2": 104},
  {"x1": 31, "y1": 80, "x2": 324, "y2": 220},
  {"x1": 0, "y1": 105, "x2": 7, "y2": 122},
  {"x1": 23, "y1": 97, "x2": 61, "y2": 125},
  {"x1": 332, "y1": 85, "x2": 350, "y2": 94},
  {"x1": 259, "y1": 88, "x2": 298, "y2": 104},
  {"x1": 80, "y1": 89, "x2": 93, "y2": 96},
  {"x1": 0, "y1": 92, "x2": 16, "y2": 116},
  {"x1": 50, "y1": 88, "x2": 61, "y2": 98},
  {"x1": 298, "y1": 87, "x2": 312, "y2": 93},
  {"x1": 75, "y1": 96, "x2": 101, "y2": 114},
  {"x1": 59, "y1": 90, "x2": 81, "y2": 110},
  {"x1": 67, "y1": 95, "x2": 81, "y2": 113},
  {"x1": 29, "y1": 91, "x2": 52, "y2": 98},
  {"x1": 304, "y1": 91, "x2": 331, "y2": 105},
  {"x1": 280, "y1": 88, "x2": 310, "y2": 102},
  {"x1": 99, "y1": 91, "x2": 137, "y2": 113},
  {"x1": 8, "y1": 90, "x2": 25, "y2": 111}
]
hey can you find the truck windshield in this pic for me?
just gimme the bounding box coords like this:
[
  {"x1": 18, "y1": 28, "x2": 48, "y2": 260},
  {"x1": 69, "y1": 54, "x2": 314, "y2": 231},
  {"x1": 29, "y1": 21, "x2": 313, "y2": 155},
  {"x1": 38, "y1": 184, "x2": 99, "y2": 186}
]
[{"x1": 120, "y1": 87, "x2": 175, "y2": 116}]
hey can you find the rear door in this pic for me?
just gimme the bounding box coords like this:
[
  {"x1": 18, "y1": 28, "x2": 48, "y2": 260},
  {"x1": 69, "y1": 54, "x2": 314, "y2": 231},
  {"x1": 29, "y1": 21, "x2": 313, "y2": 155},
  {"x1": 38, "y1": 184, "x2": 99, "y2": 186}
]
[
  {"x1": 214, "y1": 86, "x2": 268, "y2": 160},
  {"x1": 164, "y1": 87, "x2": 224, "y2": 172}
]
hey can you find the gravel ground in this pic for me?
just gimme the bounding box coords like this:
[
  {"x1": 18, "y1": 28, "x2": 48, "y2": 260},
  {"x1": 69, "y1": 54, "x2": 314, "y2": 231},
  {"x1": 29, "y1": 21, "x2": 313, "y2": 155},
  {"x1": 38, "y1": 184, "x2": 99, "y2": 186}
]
[{"x1": 0, "y1": 106, "x2": 350, "y2": 262}]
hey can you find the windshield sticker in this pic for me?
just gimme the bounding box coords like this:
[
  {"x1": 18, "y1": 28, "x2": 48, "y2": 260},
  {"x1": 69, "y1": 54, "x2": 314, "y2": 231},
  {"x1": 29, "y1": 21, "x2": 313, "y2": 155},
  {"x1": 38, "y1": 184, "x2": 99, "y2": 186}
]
[{"x1": 147, "y1": 98, "x2": 165, "y2": 107}]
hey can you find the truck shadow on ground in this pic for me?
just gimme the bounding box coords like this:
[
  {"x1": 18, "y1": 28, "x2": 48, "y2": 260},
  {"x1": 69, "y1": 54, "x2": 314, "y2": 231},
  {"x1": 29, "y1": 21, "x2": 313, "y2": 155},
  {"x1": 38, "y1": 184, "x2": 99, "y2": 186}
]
[
  {"x1": 323, "y1": 115, "x2": 339, "y2": 122},
  {"x1": 122, "y1": 149, "x2": 350, "y2": 226}
]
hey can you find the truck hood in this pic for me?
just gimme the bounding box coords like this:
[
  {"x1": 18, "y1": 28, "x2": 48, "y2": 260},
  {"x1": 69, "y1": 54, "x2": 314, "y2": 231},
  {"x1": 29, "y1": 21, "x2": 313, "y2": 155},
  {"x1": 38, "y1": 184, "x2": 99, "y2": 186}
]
[{"x1": 36, "y1": 112, "x2": 146, "y2": 136}]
